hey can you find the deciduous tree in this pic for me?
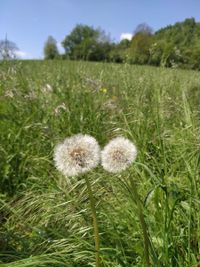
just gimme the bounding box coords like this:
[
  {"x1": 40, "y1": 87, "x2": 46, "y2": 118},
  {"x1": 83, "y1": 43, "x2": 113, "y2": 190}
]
[
  {"x1": 44, "y1": 36, "x2": 59, "y2": 59},
  {"x1": 0, "y1": 36, "x2": 18, "y2": 60}
]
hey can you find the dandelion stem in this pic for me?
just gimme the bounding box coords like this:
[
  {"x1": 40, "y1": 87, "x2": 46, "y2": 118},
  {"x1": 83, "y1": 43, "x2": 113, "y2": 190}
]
[
  {"x1": 129, "y1": 177, "x2": 151, "y2": 267},
  {"x1": 84, "y1": 175, "x2": 100, "y2": 267}
]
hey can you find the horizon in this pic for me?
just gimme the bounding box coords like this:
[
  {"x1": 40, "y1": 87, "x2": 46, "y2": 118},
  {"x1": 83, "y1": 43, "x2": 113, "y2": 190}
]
[{"x1": 1, "y1": 0, "x2": 200, "y2": 59}]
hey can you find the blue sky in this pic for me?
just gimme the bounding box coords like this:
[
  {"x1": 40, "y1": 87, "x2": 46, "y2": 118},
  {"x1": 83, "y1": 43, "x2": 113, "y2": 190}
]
[{"x1": 1, "y1": 0, "x2": 200, "y2": 59}]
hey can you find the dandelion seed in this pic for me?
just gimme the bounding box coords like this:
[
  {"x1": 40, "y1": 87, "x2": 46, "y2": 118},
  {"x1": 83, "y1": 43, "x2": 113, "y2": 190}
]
[
  {"x1": 54, "y1": 134, "x2": 100, "y2": 177},
  {"x1": 101, "y1": 137, "x2": 137, "y2": 173}
]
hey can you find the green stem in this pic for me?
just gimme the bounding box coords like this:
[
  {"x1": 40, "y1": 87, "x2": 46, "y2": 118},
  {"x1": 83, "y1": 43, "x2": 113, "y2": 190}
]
[
  {"x1": 129, "y1": 177, "x2": 151, "y2": 267},
  {"x1": 84, "y1": 175, "x2": 100, "y2": 267},
  {"x1": 164, "y1": 188, "x2": 169, "y2": 265}
]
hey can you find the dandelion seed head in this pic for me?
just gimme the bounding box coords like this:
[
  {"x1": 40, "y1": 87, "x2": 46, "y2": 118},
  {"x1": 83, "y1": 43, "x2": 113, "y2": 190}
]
[
  {"x1": 101, "y1": 137, "x2": 137, "y2": 173},
  {"x1": 5, "y1": 90, "x2": 14, "y2": 98},
  {"x1": 42, "y1": 84, "x2": 53, "y2": 94},
  {"x1": 24, "y1": 91, "x2": 37, "y2": 100},
  {"x1": 102, "y1": 99, "x2": 117, "y2": 111},
  {"x1": 54, "y1": 102, "x2": 67, "y2": 115},
  {"x1": 54, "y1": 134, "x2": 100, "y2": 176}
]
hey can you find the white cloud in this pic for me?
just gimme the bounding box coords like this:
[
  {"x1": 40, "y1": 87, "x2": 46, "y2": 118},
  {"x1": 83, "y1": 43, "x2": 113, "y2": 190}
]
[
  {"x1": 15, "y1": 50, "x2": 32, "y2": 59},
  {"x1": 57, "y1": 42, "x2": 64, "y2": 53},
  {"x1": 120, "y1": 33, "x2": 133, "y2": 41}
]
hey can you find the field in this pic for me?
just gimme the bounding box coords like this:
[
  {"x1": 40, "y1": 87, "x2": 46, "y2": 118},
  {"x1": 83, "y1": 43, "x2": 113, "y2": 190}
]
[{"x1": 0, "y1": 60, "x2": 200, "y2": 267}]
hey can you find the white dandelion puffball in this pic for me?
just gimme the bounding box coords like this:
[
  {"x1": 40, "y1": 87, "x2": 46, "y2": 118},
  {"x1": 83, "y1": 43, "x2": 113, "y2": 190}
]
[
  {"x1": 101, "y1": 137, "x2": 137, "y2": 173},
  {"x1": 54, "y1": 134, "x2": 100, "y2": 177}
]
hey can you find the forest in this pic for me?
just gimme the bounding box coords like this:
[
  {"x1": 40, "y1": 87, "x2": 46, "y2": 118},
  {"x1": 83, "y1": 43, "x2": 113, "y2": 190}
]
[{"x1": 42, "y1": 18, "x2": 200, "y2": 70}]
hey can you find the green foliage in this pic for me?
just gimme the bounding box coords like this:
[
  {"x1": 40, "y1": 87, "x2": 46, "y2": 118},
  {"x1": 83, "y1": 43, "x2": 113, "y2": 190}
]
[
  {"x1": 149, "y1": 41, "x2": 165, "y2": 66},
  {"x1": 59, "y1": 18, "x2": 200, "y2": 70},
  {"x1": 44, "y1": 36, "x2": 59, "y2": 60},
  {"x1": 62, "y1": 24, "x2": 112, "y2": 61},
  {"x1": 0, "y1": 60, "x2": 200, "y2": 266},
  {"x1": 62, "y1": 24, "x2": 98, "y2": 58},
  {"x1": 153, "y1": 17, "x2": 200, "y2": 69},
  {"x1": 109, "y1": 40, "x2": 130, "y2": 63},
  {"x1": 134, "y1": 23, "x2": 153, "y2": 35},
  {"x1": 155, "y1": 18, "x2": 197, "y2": 46},
  {"x1": 183, "y1": 39, "x2": 200, "y2": 70},
  {"x1": 129, "y1": 32, "x2": 153, "y2": 64},
  {"x1": 127, "y1": 18, "x2": 200, "y2": 69}
]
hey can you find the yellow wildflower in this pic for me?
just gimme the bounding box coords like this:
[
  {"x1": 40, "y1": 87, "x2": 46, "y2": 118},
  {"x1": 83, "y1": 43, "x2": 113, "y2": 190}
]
[{"x1": 100, "y1": 88, "x2": 107, "y2": 93}]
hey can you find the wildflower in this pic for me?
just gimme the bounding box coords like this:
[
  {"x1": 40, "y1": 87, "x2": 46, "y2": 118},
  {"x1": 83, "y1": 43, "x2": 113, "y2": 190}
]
[
  {"x1": 54, "y1": 134, "x2": 100, "y2": 177},
  {"x1": 100, "y1": 88, "x2": 107, "y2": 93},
  {"x1": 101, "y1": 137, "x2": 137, "y2": 173}
]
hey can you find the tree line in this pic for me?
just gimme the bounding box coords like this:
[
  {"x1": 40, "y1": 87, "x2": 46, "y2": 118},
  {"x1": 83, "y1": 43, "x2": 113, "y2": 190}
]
[
  {"x1": 1, "y1": 18, "x2": 200, "y2": 70},
  {"x1": 44, "y1": 18, "x2": 200, "y2": 70}
]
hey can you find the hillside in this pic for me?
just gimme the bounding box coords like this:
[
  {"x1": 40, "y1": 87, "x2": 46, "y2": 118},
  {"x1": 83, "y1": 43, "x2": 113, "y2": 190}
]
[
  {"x1": 0, "y1": 60, "x2": 200, "y2": 266},
  {"x1": 153, "y1": 18, "x2": 200, "y2": 68},
  {"x1": 127, "y1": 18, "x2": 200, "y2": 69},
  {"x1": 155, "y1": 18, "x2": 200, "y2": 46}
]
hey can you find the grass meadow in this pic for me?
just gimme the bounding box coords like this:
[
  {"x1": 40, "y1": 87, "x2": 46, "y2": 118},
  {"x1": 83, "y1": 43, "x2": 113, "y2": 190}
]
[{"x1": 0, "y1": 60, "x2": 200, "y2": 266}]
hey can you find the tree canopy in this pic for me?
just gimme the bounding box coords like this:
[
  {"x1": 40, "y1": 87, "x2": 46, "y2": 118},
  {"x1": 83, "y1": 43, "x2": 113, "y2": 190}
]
[
  {"x1": 0, "y1": 37, "x2": 18, "y2": 60},
  {"x1": 43, "y1": 36, "x2": 59, "y2": 59},
  {"x1": 43, "y1": 18, "x2": 200, "y2": 70},
  {"x1": 62, "y1": 24, "x2": 113, "y2": 61},
  {"x1": 3, "y1": 17, "x2": 200, "y2": 70}
]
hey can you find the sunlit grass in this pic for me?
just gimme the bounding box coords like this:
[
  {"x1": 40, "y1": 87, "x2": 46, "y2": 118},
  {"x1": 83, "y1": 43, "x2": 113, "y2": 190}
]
[{"x1": 0, "y1": 60, "x2": 200, "y2": 266}]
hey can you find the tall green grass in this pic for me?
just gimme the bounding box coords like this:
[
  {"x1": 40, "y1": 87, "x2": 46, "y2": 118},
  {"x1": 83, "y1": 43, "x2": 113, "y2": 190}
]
[{"x1": 0, "y1": 60, "x2": 200, "y2": 266}]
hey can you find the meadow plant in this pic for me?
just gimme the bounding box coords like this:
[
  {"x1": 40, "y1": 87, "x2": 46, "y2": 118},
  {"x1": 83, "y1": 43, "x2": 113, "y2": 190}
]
[
  {"x1": 101, "y1": 137, "x2": 151, "y2": 267},
  {"x1": 54, "y1": 134, "x2": 100, "y2": 177},
  {"x1": 42, "y1": 83, "x2": 53, "y2": 94},
  {"x1": 54, "y1": 134, "x2": 101, "y2": 267},
  {"x1": 101, "y1": 137, "x2": 137, "y2": 173},
  {"x1": 54, "y1": 134, "x2": 152, "y2": 266},
  {"x1": 4, "y1": 89, "x2": 14, "y2": 98},
  {"x1": 54, "y1": 102, "x2": 67, "y2": 116},
  {"x1": 1, "y1": 60, "x2": 200, "y2": 266}
]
